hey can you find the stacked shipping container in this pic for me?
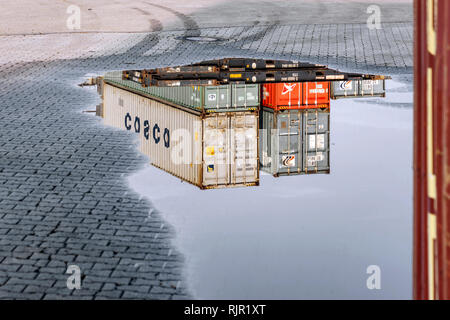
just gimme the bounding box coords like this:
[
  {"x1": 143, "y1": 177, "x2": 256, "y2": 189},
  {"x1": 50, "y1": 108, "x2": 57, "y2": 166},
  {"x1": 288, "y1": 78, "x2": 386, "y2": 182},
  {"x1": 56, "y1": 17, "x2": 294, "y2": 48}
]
[
  {"x1": 102, "y1": 74, "x2": 259, "y2": 189},
  {"x1": 259, "y1": 81, "x2": 330, "y2": 176},
  {"x1": 100, "y1": 69, "x2": 385, "y2": 185},
  {"x1": 101, "y1": 72, "x2": 335, "y2": 183},
  {"x1": 101, "y1": 74, "x2": 333, "y2": 184}
]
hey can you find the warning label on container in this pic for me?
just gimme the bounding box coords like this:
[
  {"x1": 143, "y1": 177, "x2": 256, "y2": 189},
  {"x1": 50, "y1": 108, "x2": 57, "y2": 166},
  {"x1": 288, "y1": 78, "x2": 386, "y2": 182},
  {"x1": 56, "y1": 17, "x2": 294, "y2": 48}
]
[
  {"x1": 281, "y1": 155, "x2": 295, "y2": 167},
  {"x1": 206, "y1": 146, "x2": 215, "y2": 156}
]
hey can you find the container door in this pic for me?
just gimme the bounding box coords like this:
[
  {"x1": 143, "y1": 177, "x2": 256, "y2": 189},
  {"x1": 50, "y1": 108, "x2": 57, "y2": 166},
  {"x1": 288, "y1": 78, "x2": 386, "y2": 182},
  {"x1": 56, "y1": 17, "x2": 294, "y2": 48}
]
[
  {"x1": 331, "y1": 80, "x2": 358, "y2": 99},
  {"x1": 262, "y1": 83, "x2": 302, "y2": 109},
  {"x1": 359, "y1": 80, "x2": 385, "y2": 97},
  {"x1": 202, "y1": 114, "x2": 229, "y2": 186},
  {"x1": 274, "y1": 83, "x2": 302, "y2": 109},
  {"x1": 303, "y1": 82, "x2": 330, "y2": 106},
  {"x1": 230, "y1": 113, "x2": 259, "y2": 184},
  {"x1": 259, "y1": 109, "x2": 274, "y2": 174},
  {"x1": 232, "y1": 84, "x2": 260, "y2": 108},
  {"x1": 190, "y1": 86, "x2": 203, "y2": 109},
  {"x1": 275, "y1": 110, "x2": 302, "y2": 175},
  {"x1": 204, "y1": 85, "x2": 230, "y2": 110},
  {"x1": 303, "y1": 109, "x2": 330, "y2": 173}
]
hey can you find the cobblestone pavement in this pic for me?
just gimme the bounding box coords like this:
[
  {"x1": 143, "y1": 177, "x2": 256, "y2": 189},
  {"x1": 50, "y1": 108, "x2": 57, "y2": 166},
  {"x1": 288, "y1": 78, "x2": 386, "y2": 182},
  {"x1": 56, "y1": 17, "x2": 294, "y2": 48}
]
[{"x1": 0, "y1": 22, "x2": 413, "y2": 299}]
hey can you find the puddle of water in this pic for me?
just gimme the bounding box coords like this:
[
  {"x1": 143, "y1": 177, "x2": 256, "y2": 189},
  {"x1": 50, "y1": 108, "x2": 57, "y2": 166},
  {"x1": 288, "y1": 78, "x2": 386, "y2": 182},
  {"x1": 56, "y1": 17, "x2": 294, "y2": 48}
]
[{"x1": 128, "y1": 79, "x2": 413, "y2": 299}]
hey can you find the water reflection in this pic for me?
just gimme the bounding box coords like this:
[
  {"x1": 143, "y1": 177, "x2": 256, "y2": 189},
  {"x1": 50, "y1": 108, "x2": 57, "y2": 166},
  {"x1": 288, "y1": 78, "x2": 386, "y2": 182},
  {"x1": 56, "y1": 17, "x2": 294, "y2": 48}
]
[
  {"x1": 128, "y1": 78, "x2": 412, "y2": 299},
  {"x1": 97, "y1": 71, "x2": 387, "y2": 187},
  {"x1": 88, "y1": 61, "x2": 412, "y2": 299}
]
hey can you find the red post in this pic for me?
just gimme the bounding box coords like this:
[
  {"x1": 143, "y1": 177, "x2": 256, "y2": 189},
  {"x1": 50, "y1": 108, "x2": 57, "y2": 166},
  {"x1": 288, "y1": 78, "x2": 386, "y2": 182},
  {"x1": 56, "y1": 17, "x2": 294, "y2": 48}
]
[{"x1": 414, "y1": 0, "x2": 450, "y2": 300}]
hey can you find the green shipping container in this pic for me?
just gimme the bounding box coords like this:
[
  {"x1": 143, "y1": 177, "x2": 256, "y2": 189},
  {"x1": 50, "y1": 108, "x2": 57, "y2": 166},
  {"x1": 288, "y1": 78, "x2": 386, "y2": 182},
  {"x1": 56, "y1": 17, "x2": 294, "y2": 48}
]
[{"x1": 103, "y1": 71, "x2": 259, "y2": 112}]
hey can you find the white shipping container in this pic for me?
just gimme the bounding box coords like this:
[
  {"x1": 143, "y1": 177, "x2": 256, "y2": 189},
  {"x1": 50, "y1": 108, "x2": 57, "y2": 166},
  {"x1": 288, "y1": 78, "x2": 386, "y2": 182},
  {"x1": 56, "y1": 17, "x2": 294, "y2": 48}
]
[{"x1": 102, "y1": 83, "x2": 259, "y2": 189}]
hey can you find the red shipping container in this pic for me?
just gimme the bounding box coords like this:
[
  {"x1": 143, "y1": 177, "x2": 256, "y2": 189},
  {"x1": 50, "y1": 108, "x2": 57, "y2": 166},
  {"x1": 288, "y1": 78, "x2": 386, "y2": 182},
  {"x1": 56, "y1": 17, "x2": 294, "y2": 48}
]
[
  {"x1": 262, "y1": 82, "x2": 330, "y2": 110},
  {"x1": 262, "y1": 82, "x2": 302, "y2": 109},
  {"x1": 303, "y1": 81, "x2": 330, "y2": 106}
]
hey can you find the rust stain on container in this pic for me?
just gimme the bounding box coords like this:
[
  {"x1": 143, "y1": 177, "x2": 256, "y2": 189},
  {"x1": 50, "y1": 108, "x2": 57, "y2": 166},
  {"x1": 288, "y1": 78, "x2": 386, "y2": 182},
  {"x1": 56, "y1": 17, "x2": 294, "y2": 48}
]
[{"x1": 414, "y1": 0, "x2": 450, "y2": 300}]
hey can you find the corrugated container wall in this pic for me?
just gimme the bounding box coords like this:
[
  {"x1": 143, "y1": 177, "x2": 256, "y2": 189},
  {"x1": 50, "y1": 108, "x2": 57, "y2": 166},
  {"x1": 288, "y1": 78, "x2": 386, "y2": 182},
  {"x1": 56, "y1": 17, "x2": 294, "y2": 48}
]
[
  {"x1": 262, "y1": 82, "x2": 330, "y2": 110},
  {"x1": 102, "y1": 82, "x2": 259, "y2": 189},
  {"x1": 414, "y1": 0, "x2": 450, "y2": 300},
  {"x1": 330, "y1": 80, "x2": 386, "y2": 99},
  {"x1": 260, "y1": 107, "x2": 330, "y2": 176},
  {"x1": 104, "y1": 71, "x2": 259, "y2": 112}
]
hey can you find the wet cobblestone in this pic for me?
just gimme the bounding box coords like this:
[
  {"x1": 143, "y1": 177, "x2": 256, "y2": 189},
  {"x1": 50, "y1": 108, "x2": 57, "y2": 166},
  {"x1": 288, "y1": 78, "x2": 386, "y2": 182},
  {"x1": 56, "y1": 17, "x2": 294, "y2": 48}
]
[{"x1": 0, "y1": 22, "x2": 413, "y2": 299}]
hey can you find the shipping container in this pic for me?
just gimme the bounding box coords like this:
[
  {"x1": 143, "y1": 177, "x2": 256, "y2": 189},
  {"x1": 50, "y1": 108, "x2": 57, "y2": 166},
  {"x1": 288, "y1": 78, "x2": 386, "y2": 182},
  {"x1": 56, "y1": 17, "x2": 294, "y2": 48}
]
[
  {"x1": 105, "y1": 71, "x2": 259, "y2": 112},
  {"x1": 414, "y1": 0, "x2": 450, "y2": 300},
  {"x1": 102, "y1": 82, "x2": 259, "y2": 189},
  {"x1": 303, "y1": 82, "x2": 330, "y2": 106},
  {"x1": 330, "y1": 80, "x2": 359, "y2": 98},
  {"x1": 262, "y1": 82, "x2": 330, "y2": 110},
  {"x1": 260, "y1": 108, "x2": 303, "y2": 175},
  {"x1": 191, "y1": 58, "x2": 325, "y2": 70},
  {"x1": 360, "y1": 80, "x2": 385, "y2": 97},
  {"x1": 260, "y1": 107, "x2": 330, "y2": 176},
  {"x1": 330, "y1": 80, "x2": 386, "y2": 99}
]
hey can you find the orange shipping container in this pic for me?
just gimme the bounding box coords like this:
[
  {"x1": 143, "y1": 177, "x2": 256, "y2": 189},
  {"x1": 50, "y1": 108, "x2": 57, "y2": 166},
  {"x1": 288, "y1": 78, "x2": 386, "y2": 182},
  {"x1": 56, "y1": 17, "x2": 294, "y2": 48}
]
[
  {"x1": 303, "y1": 82, "x2": 330, "y2": 105},
  {"x1": 262, "y1": 82, "x2": 330, "y2": 110}
]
